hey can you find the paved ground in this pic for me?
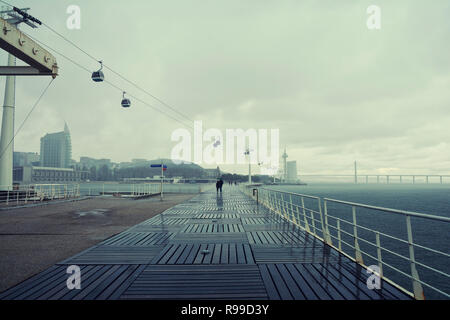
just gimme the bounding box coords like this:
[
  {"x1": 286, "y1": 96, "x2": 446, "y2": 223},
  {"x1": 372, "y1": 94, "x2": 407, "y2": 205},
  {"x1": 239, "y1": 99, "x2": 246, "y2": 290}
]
[
  {"x1": 0, "y1": 194, "x2": 196, "y2": 292},
  {"x1": 0, "y1": 188, "x2": 412, "y2": 300}
]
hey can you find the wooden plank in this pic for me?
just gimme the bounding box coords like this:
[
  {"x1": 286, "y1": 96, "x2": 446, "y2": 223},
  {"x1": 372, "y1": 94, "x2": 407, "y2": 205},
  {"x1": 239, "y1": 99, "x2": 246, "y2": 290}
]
[
  {"x1": 310, "y1": 263, "x2": 360, "y2": 300},
  {"x1": 167, "y1": 244, "x2": 187, "y2": 264},
  {"x1": 184, "y1": 244, "x2": 201, "y2": 264},
  {"x1": 243, "y1": 244, "x2": 255, "y2": 264},
  {"x1": 266, "y1": 264, "x2": 293, "y2": 300},
  {"x1": 301, "y1": 264, "x2": 345, "y2": 300},
  {"x1": 285, "y1": 264, "x2": 318, "y2": 299},
  {"x1": 276, "y1": 264, "x2": 306, "y2": 299},
  {"x1": 338, "y1": 262, "x2": 411, "y2": 300},
  {"x1": 294, "y1": 264, "x2": 333, "y2": 299},
  {"x1": 176, "y1": 244, "x2": 195, "y2": 264},
  {"x1": 193, "y1": 244, "x2": 208, "y2": 264},
  {"x1": 120, "y1": 265, "x2": 267, "y2": 300},
  {"x1": 212, "y1": 243, "x2": 222, "y2": 264},
  {"x1": 108, "y1": 264, "x2": 147, "y2": 300},
  {"x1": 48, "y1": 265, "x2": 104, "y2": 300},
  {"x1": 323, "y1": 263, "x2": 378, "y2": 300},
  {"x1": 236, "y1": 243, "x2": 246, "y2": 264},
  {"x1": 258, "y1": 264, "x2": 279, "y2": 300},
  {"x1": 221, "y1": 243, "x2": 229, "y2": 263},
  {"x1": 95, "y1": 265, "x2": 141, "y2": 300},
  {"x1": 0, "y1": 265, "x2": 60, "y2": 299}
]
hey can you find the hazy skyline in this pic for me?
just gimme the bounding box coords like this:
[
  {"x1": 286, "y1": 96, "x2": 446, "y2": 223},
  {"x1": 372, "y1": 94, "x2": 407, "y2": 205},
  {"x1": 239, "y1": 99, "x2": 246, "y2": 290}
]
[{"x1": 1, "y1": 0, "x2": 449, "y2": 175}]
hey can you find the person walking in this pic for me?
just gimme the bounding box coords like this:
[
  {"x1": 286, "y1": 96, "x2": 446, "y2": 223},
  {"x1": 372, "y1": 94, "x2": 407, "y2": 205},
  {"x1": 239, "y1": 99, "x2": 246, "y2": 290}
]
[{"x1": 218, "y1": 178, "x2": 224, "y2": 193}]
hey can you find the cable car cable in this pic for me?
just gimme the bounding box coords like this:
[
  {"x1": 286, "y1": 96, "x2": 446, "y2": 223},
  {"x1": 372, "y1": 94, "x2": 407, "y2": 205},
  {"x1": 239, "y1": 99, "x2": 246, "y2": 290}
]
[
  {"x1": 0, "y1": 78, "x2": 55, "y2": 161},
  {"x1": 40, "y1": 20, "x2": 194, "y2": 123},
  {"x1": 26, "y1": 34, "x2": 193, "y2": 129},
  {"x1": 0, "y1": 0, "x2": 194, "y2": 125}
]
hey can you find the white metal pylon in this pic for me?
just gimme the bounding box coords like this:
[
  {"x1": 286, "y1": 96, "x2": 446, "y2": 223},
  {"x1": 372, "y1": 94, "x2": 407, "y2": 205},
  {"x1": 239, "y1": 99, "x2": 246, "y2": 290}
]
[{"x1": 0, "y1": 8, "x2": 58, "y2": 191}]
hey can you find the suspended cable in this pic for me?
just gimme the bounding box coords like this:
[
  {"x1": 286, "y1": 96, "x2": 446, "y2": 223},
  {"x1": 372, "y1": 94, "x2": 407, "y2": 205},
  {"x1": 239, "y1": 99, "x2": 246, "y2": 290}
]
[
  {"x1": 26, "y1": 34, "x2": 194, "y2": 129},
  {"x1": 0, "y1": 2, "x2": 194, "y2": 129},
  {"x1": 40, "y1": 20, "x2": 194, "y2": 123},
  {"x1": 0, "y1": 78, "x2": 55, "y2": 160}
]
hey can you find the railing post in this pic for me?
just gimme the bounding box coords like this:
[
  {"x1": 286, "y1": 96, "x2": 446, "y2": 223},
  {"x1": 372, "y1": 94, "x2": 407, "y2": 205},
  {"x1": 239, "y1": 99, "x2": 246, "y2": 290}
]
[
  {"x1": 288, "y1": 194, "x2": 294, "y2": 223},
  {"x1": 352, "y1": 206, "x2": 363, "y2": 264},
  {"x1": 270, "y1": 192, "x2": 276, "y2": 212},
  {"x1": 337, "y1": 219, "x2": 342, "y2": 251},
  {"x1": 267, "y1": 191, "x2": 273, "y2": 211},
  {"x1": 310, "y1": 209, "x2": 316, "y2": 236},
  {"x1": 405, "y1": 214, "x2": 425, "y2": 300},
  {"x1": 375, "y1": 232, "x2": 383, "y2": 281},
  {"x1": 276, "y1": 193, "x2": 282, "y2": 216},
  {"x1": 300, "y1": 197, "x2": 310, "y2": 233},
  {"x1": 280, "y1": 193, "x2": 288, "y2": 219},
  {"x1": 321, "y1": 200, "x2": 332, "y2": 245}
]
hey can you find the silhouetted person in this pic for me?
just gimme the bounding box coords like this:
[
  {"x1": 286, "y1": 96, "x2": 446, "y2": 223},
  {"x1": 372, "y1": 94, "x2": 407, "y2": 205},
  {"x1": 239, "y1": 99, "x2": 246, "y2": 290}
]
[
  {"x1": 218, "y1": 178, "x2": 224, "y2": 193},
  {"x1": 216, "y1": 180, "x2": 220, "y2": 193}
]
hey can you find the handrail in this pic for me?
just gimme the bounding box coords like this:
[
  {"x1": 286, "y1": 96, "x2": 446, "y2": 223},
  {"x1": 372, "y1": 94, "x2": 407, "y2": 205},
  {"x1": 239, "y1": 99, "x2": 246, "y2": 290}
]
[
  {"x1": 0, "y1": 184, "x2": 80, "y2": 207},
  {"x1": 324, "y1": 197, "x2": 450, "y2": 223},
  {"x1": 241, "y1": 185, "x2": 450, "y2": 300}
]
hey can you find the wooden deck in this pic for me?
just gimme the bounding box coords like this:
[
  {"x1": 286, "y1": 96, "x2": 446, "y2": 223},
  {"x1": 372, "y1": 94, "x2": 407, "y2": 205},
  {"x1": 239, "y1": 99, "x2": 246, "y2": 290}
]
[{"x1": 0, "y1": 188, "x2": 412, "y2": 300}]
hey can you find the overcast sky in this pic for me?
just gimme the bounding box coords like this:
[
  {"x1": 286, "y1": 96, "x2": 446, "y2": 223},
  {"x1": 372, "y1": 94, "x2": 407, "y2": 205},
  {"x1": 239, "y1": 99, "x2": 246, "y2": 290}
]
[{"x1": 1, "y1": 0, "x2": 449, "y2": 175}]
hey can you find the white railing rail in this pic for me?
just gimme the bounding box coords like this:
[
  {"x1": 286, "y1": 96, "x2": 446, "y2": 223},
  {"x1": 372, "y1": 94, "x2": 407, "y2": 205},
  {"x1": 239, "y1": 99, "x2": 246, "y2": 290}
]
[
  {"x1": 78, "y1": 183, "x2": 204, "y2": 196},
  {"x1": 242, "y1": 185, "x2": 450, "y2": 300},
  {"x1": 0, "y1": 184, "x2": 80, "y2": 207}
]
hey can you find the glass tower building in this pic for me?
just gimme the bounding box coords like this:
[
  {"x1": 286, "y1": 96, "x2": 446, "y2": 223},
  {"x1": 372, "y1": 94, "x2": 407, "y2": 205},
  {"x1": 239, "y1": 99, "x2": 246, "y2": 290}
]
[{"x1": 40, "y1": 123, "x2": 72, "y2": 168}]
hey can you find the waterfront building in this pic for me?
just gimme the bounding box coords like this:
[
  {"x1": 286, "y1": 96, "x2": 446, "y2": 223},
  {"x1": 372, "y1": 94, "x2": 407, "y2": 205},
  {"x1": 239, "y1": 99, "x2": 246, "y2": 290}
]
[{"x1": 40, "y1": 123, "x2": 72, "y2": 168}]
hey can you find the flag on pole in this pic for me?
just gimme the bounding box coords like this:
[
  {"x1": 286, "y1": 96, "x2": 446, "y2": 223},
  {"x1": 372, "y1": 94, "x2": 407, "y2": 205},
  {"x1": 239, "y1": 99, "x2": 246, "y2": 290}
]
[{"x1": 151, "y1": 164, "x2": 168, "y2": 170}]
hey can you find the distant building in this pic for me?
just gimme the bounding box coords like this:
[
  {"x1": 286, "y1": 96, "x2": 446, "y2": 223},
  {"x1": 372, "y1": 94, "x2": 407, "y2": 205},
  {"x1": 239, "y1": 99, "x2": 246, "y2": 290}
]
[
  {"x1": 286, "y1": 161, "x2": 298, "y2": 182},
  {"x1": 13, "y1": 166, "x2": 89, "y2": 184},
  {"x1": 204, "y1": 167, "x2": 221, "y2": 178},
  {"x1": 40, "y1": 123, "x2": 72, "y2": 168},
  {"x1": 13, "y1": 152, "x2": 40, "y2": 167},
  {"x1": 80, "y1": 157, "x2": 112, "y2": 169}
]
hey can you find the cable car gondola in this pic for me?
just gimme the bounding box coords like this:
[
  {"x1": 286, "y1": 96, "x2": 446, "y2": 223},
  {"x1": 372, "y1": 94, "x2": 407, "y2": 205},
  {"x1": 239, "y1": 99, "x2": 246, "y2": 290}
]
[
  {"x1": 121, "y1": 92, "x2": 131, "y2": 108},
  {"x1": 91, "y1": 61, "x2": 104, "y2": 82}
]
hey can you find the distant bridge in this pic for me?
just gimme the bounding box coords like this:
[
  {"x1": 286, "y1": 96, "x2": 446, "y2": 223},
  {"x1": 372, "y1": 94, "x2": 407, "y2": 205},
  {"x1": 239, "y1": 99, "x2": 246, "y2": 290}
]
[{"x1": 299, "y1": 174, "x2": 450, "y2": 184}]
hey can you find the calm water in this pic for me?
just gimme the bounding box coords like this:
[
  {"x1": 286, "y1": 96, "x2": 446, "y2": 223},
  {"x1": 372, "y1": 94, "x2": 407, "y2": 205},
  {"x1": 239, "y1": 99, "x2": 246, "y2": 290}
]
[{"x1": 265, "y1": 184, "x2": 450, "y2": 299}]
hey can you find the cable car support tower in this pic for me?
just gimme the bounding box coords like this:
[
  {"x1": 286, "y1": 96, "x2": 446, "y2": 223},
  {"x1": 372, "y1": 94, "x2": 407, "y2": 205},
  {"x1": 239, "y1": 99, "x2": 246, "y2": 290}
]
[{"x1": 0, "y1": 7, "x2": 58, "y2": 190}]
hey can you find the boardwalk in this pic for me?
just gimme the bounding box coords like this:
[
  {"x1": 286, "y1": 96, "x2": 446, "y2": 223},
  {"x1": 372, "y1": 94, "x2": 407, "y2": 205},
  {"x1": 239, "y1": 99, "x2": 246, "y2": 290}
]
[{"x1": 0, "y1": 188, "x2": 412, "y2": 300}]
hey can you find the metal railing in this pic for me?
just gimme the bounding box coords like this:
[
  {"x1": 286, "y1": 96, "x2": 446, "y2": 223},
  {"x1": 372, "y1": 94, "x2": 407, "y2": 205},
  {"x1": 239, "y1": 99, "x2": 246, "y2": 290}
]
[
  {"x1": 78, "y1": 182, "x2": 207, "y2": 197},
  {"x1": 242, "y1": 186, "x2": 450, "y2": 300},
  {"x1": 0, "y1": 184, "x2": 80, "y2": 207}
]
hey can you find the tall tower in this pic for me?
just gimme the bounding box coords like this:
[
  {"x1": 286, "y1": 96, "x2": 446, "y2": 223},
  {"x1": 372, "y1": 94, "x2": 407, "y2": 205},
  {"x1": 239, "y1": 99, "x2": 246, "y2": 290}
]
[
  {"x1": 0, "y1": 8, "x2": 40, "y2": 190},
  {"x1": 282, "y1": 148, "x2": 288, "y2": 182}
]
